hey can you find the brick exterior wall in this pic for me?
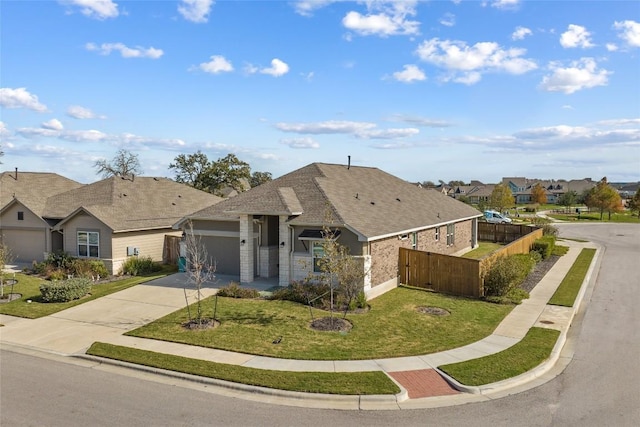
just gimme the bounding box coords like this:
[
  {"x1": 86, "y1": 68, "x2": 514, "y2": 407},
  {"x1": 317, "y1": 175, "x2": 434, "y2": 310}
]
[{"x1": 370, "y1": 220, "x2": 475, "y2": 289}]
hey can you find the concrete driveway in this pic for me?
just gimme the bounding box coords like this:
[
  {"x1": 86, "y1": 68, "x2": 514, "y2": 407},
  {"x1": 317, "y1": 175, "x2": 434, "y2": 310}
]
[{"x1": 0, "y1": 276, "x2": 221, "y2": 355}]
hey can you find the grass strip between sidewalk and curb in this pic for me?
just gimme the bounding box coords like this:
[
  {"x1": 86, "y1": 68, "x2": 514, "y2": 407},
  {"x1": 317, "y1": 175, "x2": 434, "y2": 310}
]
[
  {"x1": 0, "y1": 271, "x2": 171, "y2": 319},
  {"x1": 86, "y1": 342, "x2": 401, "y2": 395},
  {"x1": 548, "y1": 248, "x2": 596, "y2": 307},
  {"x1": 438, "y1": 327, "x2": 560, "y2": 386}
]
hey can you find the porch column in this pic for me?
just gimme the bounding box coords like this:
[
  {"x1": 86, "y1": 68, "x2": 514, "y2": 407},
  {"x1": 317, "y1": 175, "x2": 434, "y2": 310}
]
[
  {"x1": 278, "y1": 215, "x2": 290, "y2": 287},
  {"x1": 239, "y1": 214, "x2": 254, "y2": 283}
]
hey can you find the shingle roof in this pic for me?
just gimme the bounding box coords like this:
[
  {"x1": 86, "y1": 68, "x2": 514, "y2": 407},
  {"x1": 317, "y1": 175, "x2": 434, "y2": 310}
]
[
  {"x1": 46, "y1": 176, "x2": 222, "y2": 232},
  {"x1": 189, "y1": 163, "x2": 482, "y2": 240},
  {"x1": 0, "y1": 171, "x2": 83, "y2": 216}
]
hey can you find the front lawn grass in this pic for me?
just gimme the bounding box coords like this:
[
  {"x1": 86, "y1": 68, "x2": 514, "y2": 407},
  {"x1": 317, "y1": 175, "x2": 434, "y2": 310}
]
[
  {"x1": 127, "y1": 286, "x2": 513, "y2": 360},
  {"x1": 439, "y1": 327, "x2": 560, "y2": 386},
  {"x1": 0, "y1": 270, "x2": 171, "y2": 319},
  {"x1": 548, "y1": 212, "x2": 639, "y2": 223},
  {"x1": 87, "y1": 342, "x2": 400, "y2": 395},
  {"x1": 548, "y1": 248, "x2": 596, "y2": 307}
]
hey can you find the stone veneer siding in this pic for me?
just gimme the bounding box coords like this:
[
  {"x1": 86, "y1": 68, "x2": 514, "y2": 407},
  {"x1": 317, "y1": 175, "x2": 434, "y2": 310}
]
[{"x1": 369, "y1": 220, "x2": 475, "y2": 289}]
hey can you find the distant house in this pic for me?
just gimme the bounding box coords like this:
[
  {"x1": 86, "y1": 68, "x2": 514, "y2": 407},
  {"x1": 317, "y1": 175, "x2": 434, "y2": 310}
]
[
  {"x1": 1, "y1": 172, "x2": 221, "y2": 273},
  {"x1": 176, "y1": 163, "x2": 482, "y2": 299},
  {"x1": 502, "y1": 177, "x2": 595, "y2": 204},
  {"x1": 0, "y1": 170, "x2": 83, "y2": 263}
]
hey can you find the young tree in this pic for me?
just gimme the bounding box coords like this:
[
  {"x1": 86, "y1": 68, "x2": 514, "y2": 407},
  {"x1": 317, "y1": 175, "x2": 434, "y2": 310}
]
[
  {"x1": 585, "y1": 177, "x2": 622, "y2": 220},
  {"x1": 94, "y1": 149, "x2": 143, "y2": 178},
  {"x1": 628, "y1": 188, "x2": 640, "y2": 217},
  {"x1": 490, "y1": 184, "x2": 514, "y2": 212},
  {"x1": 182, "y1": 221, "x2": 217, "y2": 328},
  {"x1": 557, "y1": 190, "x2": 578, "y2": 209},
  {"x1": 531, "y1": 183, "x2": 547, "y2": 205}
]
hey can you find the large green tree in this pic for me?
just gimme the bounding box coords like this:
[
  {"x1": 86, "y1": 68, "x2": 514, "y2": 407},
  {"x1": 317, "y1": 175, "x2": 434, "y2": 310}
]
[
  {"x1": 94, "y1": 149, "x2": 143, "y2": 178},
  {"x1": 490, "y1": 184, "x2": 514, "y2": 212},
  {"x1": 169, "y1": 152, "x2": 270, "y2": 196},
  {"x1": 557, "y1": 190, "x2": 578, "y2": 208},
  {"x1": 585, "y1": 177, "x2": 622, "y2": 220}
]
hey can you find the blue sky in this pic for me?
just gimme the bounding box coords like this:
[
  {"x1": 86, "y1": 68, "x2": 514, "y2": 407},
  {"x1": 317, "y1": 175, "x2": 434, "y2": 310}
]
[{"x1": 1, "y1": 0, "x2": 639, "y2": 185}]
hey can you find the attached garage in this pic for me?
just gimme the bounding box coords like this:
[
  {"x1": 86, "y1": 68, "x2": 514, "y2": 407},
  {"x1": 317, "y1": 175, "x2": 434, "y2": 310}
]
[
  {"x1": 1, "y1": 228, "x2": 47, "y2": 263},
  {"x1": 202, "y1": 236, "x2": 240, "y2": 275}
]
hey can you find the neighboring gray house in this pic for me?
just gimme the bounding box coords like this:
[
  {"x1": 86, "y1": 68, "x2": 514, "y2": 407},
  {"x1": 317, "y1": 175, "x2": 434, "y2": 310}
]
[
  {"x1": 0, "y1": 170, "x2": 83, "y2": 263},
  {"x1": 177, "y1": 163, "x2": 483, "y2": 299},
  {"x1": 1, "y1": 171, "x2": 221, "y2": 273}
]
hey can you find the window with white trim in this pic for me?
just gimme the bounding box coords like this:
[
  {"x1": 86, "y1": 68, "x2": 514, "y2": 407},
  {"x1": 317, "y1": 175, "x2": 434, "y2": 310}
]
[
  {"x1": 411, "y1": 232, "x2": 417, "y2": 249},
  {"x1": 434, "y1": 227, "x2": 439, "y2": 241},
  {"x1": 446, "y1": 224, "x2": 455, "y2": 246},
  {"x1": 78, "y1": 231, "x2": 99, "y2": 258}
]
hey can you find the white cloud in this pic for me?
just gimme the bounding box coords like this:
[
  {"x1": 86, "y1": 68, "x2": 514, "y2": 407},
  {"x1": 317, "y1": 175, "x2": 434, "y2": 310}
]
[
  {"x1": 415, "y1": 38, "x2": 537, "y2": 84},
  {"x1": 391, "y1": 115, "x2": 453, "y2": 128},
  {"x1": 292, "y1": 0, "x2": 336, "y2": 17},
  {"x1": 491, "y1": 0, "x2": 520, "y2": 10},
  {"x1": 392, "y1": 65, "x2": 426, "y2": 83},
  {"x1": 606, "y1": 43, "x2": 618, "y2": 52},
  {"x1": 512, "y1": 26, "x2": 532, "y2": 40},
  {"x1": 0, "y1": 121, "x2": 11, "y2": 138},
  {"x1": 85, "y1": 42, "x2": 164, "y2": 59},
  {"x1": 439, "y1": 13, "x2": 455, "y2": 27},
  {"x1": 276, "y1": 120, "x2": 376, "y2": 134},
  {"x1": 275, "y1": 120, "x2": 417, "y2": 139},
  {"x1": 614, "y1": 20, "x2": 640, "y2": 47},
  {"x1": 178, "y1": 0, "x2": 214, "y2": 23},
  {"x1": 67, "y1": 105, "x2": 105, "y2": 119},
  {"x1": 260, "y1": 58, "x2": 290, "y2": 77},
  {"x1": 595, "y1": 118, "x2": 640, "y2": 127},
  {"x1": 342, "y1": 1, "x2": 420, "y2": 37},
  {"x1": 560, "y1": 24, "x2": 594, "y2": 48},
  {"x1": 196, "y1": 55, "x2": 234, "y2": 74},
  {"x1": 280, "y1": 137, "x2": 320, "y2": 149},
  {"x1": 60, "y1": 0, "x2": 119, "y2": 20},
  {"x1": 0, "y1": 87, "x2": 48, "y2": 112},
  {"x1": 539, "y1": 58, "x2": 610, "y2": 94},
  {"x1": 41, "y1": 119, "x2": 64, "y2": 131}
]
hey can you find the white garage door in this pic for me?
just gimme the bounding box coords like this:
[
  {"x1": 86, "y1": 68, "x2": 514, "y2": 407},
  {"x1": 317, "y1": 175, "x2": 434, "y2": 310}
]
[{"x1": 1, "y1": 229, "x2": 46, "y2": 263}]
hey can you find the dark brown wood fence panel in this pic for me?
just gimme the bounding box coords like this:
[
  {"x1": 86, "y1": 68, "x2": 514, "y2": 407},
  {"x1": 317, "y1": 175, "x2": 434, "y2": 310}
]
[
  {"x1": 399, "y1": 225, "x2": 543, "y2": 299},
  {"x1": 399, "y1": 248, "x2": 482, "y2": 298},
  {"x1": 163, "y1": 235, "x2": 181, "y2": 265}
]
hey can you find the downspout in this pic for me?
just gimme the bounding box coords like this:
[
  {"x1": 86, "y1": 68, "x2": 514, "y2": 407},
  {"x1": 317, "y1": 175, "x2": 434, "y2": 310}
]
[{"x1": 289, "y1": 224, "x2": 294, "y2": 284}]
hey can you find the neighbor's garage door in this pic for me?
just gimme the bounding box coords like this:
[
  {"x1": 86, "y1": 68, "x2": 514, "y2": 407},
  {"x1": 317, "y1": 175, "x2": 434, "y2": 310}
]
[
  {"x1": 1, "y1": 229, "x2": 46, "y2": 263},
  {"x1": 201, "y1": 236, "x2": 240, "y2": 275}
]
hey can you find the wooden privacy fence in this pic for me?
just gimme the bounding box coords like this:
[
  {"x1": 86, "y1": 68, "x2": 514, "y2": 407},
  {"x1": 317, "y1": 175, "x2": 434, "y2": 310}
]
[
  {"x1": 163, "y1": 235, "x2": 181, "y2": 265},
  {"x1": 399, "y1": 225, "x2": 543, "y2": 298},
  {"x1": 478, "y1": 222, "x2": 537, "y2": 244}
]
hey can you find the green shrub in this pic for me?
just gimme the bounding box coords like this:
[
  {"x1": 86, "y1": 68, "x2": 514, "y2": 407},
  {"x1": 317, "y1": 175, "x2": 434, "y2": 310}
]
[
  {"x1": 46, "y1": 250, "x2": 75, "y2": 270},
  {"x1": 121, "y1": 256, "x2": 162, "y2": 276},
  {"x1": 39, "y1": 278, "x2": 92, "y2": 303},
  {"x1": 70, "y1": 259, "x2": 109, "y2": 279},
  {"x1": 269, "y1": 280, "x2": 331, "y2": 307},
  {"x1": 529, "y1": 250, "x2": 543, "y2": 264},
  {"x1": 485, "y1": 254, "x2": 536, "y2": 297},
  {"x1": 48, "y1": 269, "x2": 67, "y2": 281},
  {"x1": 216, "y1": 282, "x2": 260, "y2": 299},
  {"x1": 532, "y1": 236, "x2": 556, "y2": 259},
  {"x1": 541, "y1": 223, "x2": 558, "y2": 237}
]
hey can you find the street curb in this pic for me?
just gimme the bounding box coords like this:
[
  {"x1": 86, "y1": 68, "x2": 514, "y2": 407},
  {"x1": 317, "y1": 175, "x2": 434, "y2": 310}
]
[
  {"x1": 74, "y1": 353, "x2": 407, "y2": 410},
  {"x1": 436, "y1": 243, "x2": 601, "y2": 397}
]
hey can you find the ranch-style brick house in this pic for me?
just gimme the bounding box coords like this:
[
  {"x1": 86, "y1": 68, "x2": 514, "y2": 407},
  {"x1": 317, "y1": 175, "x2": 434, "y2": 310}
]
[
  {"x1": 0, "y1": 171, "x2": 221, "y2": 274},
  {"x1": 176, "y1": 162, "x2": 483, "y2": 299}
]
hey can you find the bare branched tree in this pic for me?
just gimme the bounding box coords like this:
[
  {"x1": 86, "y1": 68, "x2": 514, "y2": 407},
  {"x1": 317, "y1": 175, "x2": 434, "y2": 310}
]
[
  {"x1": 183, "y1": 221, "x2": 217, "y2": 327},
  {"x1": 94, "y1": 149, "x2": 143, "y2": 179}
]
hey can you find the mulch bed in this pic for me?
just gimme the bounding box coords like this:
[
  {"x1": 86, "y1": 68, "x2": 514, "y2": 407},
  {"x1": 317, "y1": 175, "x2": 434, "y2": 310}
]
[
  {"x1": 519, "y1": 255, "x2": 560, "y2": 293},
  {"x1": 310, "y1": 316, "x2": 353, "y2": 332}
]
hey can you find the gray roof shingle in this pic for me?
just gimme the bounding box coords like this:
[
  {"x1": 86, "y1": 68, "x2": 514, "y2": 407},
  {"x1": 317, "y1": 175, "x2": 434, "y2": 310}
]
[
  {"x1": 0, "y1": 171, "x2": 83, "y2": 216},
  {"x1": 189, "y1": 163, "x2": 482, "y2": 240}
]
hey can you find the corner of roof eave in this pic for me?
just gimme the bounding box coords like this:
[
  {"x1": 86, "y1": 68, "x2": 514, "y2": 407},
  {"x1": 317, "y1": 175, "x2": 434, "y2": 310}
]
[{"x1": 364, "y1": 213, "x2": 483, "y2": 242}]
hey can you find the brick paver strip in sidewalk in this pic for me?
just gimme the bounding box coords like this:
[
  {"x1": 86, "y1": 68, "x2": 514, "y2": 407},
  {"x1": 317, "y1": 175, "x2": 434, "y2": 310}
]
[{"x1": 388, "y1": 369, "x2": 460, "y2": 399}]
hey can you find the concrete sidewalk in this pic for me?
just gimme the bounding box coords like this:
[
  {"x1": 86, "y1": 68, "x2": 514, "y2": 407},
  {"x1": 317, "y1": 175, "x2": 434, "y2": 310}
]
[{"x1": 0, "y1": 239, "x2": 599, "y2": 409}]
